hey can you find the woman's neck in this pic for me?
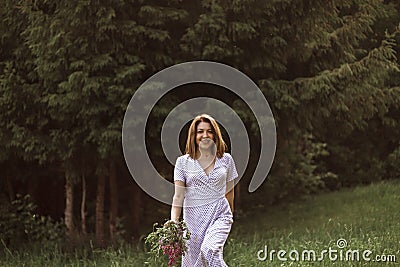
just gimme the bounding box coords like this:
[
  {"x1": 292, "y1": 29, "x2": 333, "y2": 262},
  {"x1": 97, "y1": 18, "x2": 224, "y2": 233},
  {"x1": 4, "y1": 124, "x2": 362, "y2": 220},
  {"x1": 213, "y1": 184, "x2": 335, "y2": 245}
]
[{"x1": 196, "y1": 149, "x2": 214, "y2": 159}]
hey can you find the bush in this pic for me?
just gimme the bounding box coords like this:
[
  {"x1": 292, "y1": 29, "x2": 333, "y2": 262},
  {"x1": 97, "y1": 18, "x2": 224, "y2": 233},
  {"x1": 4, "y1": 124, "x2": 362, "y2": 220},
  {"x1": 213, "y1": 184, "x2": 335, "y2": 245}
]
[
  {"x1": 0, "y1": 194, "x2": 65, "y2": 247},
  {"x1": 260, "y1": 133, "x2": 337, "y2": 204}
]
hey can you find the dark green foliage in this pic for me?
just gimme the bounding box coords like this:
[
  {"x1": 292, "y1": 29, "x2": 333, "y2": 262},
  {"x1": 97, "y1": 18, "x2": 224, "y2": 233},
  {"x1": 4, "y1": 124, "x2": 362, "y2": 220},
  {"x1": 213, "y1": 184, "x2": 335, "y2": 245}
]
[
  {"x1": 265, "y1": 133, "x2": 338, "y2": 203},
  {"x1": 23, "y1": 0, "x2": 146, "y2": 162},
  {"x1": 0, "y1": 0, "x2": 400, "y2": 248},
  {"x1": 0, "y1": 195, "x2": 64, "y2": 247},
  {"x1": 0, "y1": 0, "x2": 50, "y2": 164}
]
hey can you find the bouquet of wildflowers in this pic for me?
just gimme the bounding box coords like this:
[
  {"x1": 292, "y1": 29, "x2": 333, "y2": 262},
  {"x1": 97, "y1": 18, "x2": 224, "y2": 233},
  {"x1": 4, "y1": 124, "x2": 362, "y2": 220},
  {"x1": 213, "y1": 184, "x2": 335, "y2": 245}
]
[{"x1": 145, "y1": 220, "x2": 190, "y2": 267}]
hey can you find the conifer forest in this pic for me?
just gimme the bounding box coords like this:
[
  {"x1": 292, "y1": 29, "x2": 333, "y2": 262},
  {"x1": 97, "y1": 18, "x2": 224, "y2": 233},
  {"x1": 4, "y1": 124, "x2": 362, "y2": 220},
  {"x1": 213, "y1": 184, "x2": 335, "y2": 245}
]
[{"x1": 1, "y1": 1, "x2": 399, "y2": 265}]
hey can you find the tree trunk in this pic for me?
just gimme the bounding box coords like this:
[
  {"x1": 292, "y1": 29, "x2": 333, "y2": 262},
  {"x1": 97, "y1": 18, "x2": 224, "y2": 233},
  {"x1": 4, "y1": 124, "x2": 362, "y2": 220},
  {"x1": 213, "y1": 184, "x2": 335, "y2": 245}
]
[
  {"x1": 81, "y1": 174, "x2": 87, "y2": 236},
  {"x1": 95, "y1": 174, "x2": 106, "y2": 247},
  {"x1": 109, "y1": 162, "x2": 118, "y2": 246},
  {"x1": 235, "y1": 183, "x2": 241, "y2": 211},
  {"x1": 65, "y1": 171, "x2": 74, "y2": 237},
  {"x1": 131, "y1": 182, "x2": 142, "y2": 239},
  {"x1": 5, "y1": 175, "x2": 14, "y2": 202}
]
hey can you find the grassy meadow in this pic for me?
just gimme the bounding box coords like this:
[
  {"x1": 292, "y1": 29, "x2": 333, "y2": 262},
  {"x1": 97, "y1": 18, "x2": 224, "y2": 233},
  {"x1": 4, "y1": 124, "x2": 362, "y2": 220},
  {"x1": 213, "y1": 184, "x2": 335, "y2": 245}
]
[{"x1": 1, "y1": 180, "x2": 399, "y2": 266}]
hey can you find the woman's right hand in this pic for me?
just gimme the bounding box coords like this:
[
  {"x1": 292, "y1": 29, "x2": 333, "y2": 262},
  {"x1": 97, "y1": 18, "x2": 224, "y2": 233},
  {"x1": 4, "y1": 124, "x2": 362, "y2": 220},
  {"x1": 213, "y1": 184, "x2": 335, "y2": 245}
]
[{"x1": 164, "y1": 219, "x2": 178, "y2": 227}]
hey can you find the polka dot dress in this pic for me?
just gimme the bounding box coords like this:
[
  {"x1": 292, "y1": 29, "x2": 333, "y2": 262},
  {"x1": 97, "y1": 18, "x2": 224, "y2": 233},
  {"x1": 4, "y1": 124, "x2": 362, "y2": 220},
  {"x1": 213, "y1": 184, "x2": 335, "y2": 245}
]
[{"x1": 174, "y1": 153, "x2": 238, "y2": 267}]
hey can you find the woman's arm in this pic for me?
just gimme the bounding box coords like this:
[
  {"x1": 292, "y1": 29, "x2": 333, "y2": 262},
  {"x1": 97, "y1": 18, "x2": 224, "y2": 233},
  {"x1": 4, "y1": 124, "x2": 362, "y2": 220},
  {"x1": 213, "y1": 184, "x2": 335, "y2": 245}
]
[
  {"x1": 225, "y1": 180, "x2": 234, "y2": 214},
  {"x1": 170, "y1": 180, "x2": 185, "y2": 222}
]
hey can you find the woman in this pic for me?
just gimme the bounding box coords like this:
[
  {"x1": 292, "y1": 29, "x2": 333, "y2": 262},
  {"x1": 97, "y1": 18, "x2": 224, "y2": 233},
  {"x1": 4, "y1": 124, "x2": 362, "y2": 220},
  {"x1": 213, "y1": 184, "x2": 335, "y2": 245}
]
[{"x1": 169, "y1": 114, "x2": 238, "y2": 266}]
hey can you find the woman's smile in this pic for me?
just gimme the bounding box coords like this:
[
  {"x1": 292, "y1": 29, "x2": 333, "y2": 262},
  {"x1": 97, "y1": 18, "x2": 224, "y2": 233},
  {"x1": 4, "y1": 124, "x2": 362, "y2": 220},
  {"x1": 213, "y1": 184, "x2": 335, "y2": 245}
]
[{"x1": 196, "y1": 121, "x2": 215, "y2": 150}]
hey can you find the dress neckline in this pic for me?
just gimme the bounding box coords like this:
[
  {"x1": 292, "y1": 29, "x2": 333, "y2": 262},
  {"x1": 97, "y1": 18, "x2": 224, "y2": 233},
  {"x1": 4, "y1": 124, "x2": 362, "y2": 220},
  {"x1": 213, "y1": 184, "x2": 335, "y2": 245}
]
[{"x1": 194, "y1": 156, "x2": 219, "y2": 177}]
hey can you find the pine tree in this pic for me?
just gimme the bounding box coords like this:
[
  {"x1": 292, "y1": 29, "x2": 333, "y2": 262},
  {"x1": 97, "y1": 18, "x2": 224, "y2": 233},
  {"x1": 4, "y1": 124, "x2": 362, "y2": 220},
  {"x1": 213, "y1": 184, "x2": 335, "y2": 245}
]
[
  {"x1": 179, "y1": 0, "x2": 400, "y2": 201},
  {"x1": 0, "y1": 0, "x2": 56, "y2": 205}
]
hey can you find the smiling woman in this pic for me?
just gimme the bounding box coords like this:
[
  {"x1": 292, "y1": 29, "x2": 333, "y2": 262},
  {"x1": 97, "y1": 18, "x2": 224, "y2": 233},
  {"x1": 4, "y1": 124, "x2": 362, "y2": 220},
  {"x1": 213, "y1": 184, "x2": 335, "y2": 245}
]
[{"x1": 168, "y1": 114, "x2": 238, "y2": 266}]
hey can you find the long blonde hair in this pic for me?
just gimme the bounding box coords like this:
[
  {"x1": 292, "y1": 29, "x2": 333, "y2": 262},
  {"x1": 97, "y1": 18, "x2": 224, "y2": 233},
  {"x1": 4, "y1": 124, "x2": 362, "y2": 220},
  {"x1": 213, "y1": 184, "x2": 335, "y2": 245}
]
[{"x1": 185, "y1": 114, "x2": 227, "y2": 159}]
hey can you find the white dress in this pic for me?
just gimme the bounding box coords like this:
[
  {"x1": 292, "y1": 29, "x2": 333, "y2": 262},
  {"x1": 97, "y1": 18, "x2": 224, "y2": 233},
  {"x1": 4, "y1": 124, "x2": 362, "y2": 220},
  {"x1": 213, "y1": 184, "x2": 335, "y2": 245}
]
[{"x1": 174, "y1": 153, "x2": 238, "y2": 267}]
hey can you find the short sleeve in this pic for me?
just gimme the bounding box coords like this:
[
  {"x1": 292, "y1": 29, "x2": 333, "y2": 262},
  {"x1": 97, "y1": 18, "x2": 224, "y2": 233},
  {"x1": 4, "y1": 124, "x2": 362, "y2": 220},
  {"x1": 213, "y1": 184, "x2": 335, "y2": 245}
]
[
  {"x1": 174, "y1": 156, "x2": 186, "y2": 183},
  {"x1": 226, "y1": 154, "x2": 238, "y2": 182}
]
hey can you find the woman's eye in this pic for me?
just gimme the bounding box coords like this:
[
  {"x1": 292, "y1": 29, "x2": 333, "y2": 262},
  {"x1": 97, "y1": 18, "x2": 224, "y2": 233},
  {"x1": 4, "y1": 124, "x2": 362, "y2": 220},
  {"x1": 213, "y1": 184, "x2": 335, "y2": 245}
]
[{"x1": 197, "y1": 130, "x2": 213, "y2": 134}]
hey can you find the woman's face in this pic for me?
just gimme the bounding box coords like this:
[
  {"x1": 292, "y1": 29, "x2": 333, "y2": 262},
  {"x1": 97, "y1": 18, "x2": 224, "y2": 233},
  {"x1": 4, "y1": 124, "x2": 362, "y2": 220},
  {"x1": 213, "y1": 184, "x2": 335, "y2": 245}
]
[{"x1": 196, "y1": 121, "x2": 215, "y2": 150}]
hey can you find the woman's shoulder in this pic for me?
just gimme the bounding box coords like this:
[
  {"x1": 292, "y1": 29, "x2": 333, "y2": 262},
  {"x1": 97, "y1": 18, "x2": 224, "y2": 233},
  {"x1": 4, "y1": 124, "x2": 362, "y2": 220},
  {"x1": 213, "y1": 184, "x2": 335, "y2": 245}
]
[
  {"x1": 177, "y1": 154, "x2": 190, "y2": 160},
  {"x1": 175, "y1": 154, "x2": 197, "y2": 171},
  {"x1": 220, "y1": 152, "x2": 234, "y2": 163},
  {"x1": 176, "y1": 154, "x2": 191, "y2": 164}
]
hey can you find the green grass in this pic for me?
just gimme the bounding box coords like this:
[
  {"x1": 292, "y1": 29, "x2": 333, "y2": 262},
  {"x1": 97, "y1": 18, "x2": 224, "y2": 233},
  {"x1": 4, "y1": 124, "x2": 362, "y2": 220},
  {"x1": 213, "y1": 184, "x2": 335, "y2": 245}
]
[
  {"x1": 1, "y1": 180, "x2": 399, "y2": 266},
  {"x1": 226, "y1": 180, "x2": 400, "y2": 266}
]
